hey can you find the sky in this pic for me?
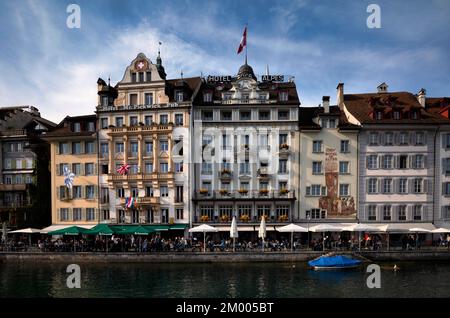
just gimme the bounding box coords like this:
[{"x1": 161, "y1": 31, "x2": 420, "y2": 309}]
[{"x1": 0, "y1": 0, "x2": 449, "y2": 123}]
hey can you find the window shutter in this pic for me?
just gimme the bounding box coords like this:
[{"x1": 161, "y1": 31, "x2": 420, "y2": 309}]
[
  {"x1": 366, "y1": 156, "x2": 369, "y2": 169},
  {"x1": 443, "y1": 182, "x2": 446, "y2": 195},
  {"x1": 423, "y1": 155, "x2": 427, "y2": 169},
  {"x1": 68, "y1": 142, "x2": 72, "y2": 154},
  {"x1": 81, "y1": 164, "x2": 85, "y2": 176},
  {"x1": 82, "y1": 186, "x2": 86, "y2": 199},
  {"x1": 380, "y1": 155, "x2": 384, "y2": 169},
  {"x1": 409, "y1": 156, "x2": 413, "y2": 169},
  {"x1": 80, "y1": 142, "x2": 85, "y2": 154},
  {"x1": 410, "y1": 132, "x2": 416, "y2": 145},
  {"x1": 56, "y1": 164, "x2": 60, "y2": 176},
  {"x1": 306, "y1": 187, "x2": 311, "y2": 196},
  {"x1": 423, "y1": 179, "x2": 428, "y2": 194},
  {"x1": 409, "y1": 179, "x2": 414, "y2": 194},
  {"x1": 94, "y1": 186, "x2": 98, "y2": 199},
  {"x1": 94, "y1": 163, "x2": 98, "y2": 175},
  {"x1": 394, "y1": 132, "x2": 400, "y2": 145},
  {"x1": 380, "y1": 133, "x2": 385, "y2": 146},
  {"x1": 442, "y1": 134, "x2": 446, "y2": 148},
  {"x1": 321, "y1": 186, "x2": 327, "y2": 196},
  {"x1": 366, "y1": 179, "x2": 369, "y2": 194},
  {"x1": 56, "y1": 144, "x2": 60, "y2": 155},
  {"x1": 443, "y1": 159, "x2": 446, "y2": 174},
  {"x1": 56, "y1": 187, "x2": 60, "y2": 199}
]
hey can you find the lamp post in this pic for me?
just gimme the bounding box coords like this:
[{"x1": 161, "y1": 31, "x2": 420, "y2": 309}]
[{"x1": 306, "y1": 212, "x2": 311, "y2": 250}]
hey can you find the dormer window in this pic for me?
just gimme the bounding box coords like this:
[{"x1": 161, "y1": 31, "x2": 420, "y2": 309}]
[
  {"x1": 223, "y1": 94, "x2": 232, "y2": 101},
  {"x1": 242, "y1": 94, "x2": 249, "y2": 101},
  {"x1": 410, "y1": 110, "x2": 419, "y2": 120},
  {"x1": 375, "y1": 111, "x2": 383, "y2": 120},
  {"x1": 131, "y1": 72, "x2": 136, "y2": 83},
  {"x1": 146, "y1": 71, "x2": 151, "y2": 82},
  {"x1": 279, "y1": 91, "x2": 289, "y2": 102},
  {"x1": 176, "y1": 91, "x2": 184, "y2": 102},
  {"x1": 329, "y1": 119, "x2": 336, "y2": 128},
  {"x1": 73, "y1": 122, "x2": 81, "y2": 132},
  {"x1": 101, "y1": 96, "x2": 109, "y2": 106},
  {"x1": 203, "y1": 92, "x2": 212, "y2": 103},
  {"x1": 87, "y1": 122, "x2": 95, "y2": 132},
  {"x1": 259, "y1": 94, "x2": 267, "y2": 102},
  {"x1": 139, "y1": 72, "x2": 144, "y2": 82},
  {"x1": 393, "y1": 111, "x2": 400, "y2": 120}
]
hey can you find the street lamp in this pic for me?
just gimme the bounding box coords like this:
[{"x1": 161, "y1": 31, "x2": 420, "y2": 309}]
[{"x1": 306, "y1": 212, "x2": 311, "y2": 250}]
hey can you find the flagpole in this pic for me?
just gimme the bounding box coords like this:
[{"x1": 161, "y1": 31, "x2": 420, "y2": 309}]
[{"x1": 245, "y1": 23, "x2": 248, "y2": 65}]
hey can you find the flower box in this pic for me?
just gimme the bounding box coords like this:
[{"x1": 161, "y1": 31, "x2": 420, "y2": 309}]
[
  {"x1": 239, "y1": 214, "x2": 250, "y2": 222},
  {"x1": 280, "y1": 143, "x2": 289, "y2": 150},
  {"x1": 279, "y1": 188, "x2": 290, "y2": 195},
  {"x1": 200, "y1": 215, "x2": 210, "y2": 222},
  {"x1": 238, "y1": 189, "x2": 248, "y2": 194},
  {"x1": 220, "y1": 215, "x2": 230, "y2": 222},
  {"x1": 199, "y1": 188, "x2": 209, "y2": 194},
  {"x1": 259, "y1": 189, "x2": 269, "y2": 195},
  {"x1": 219, "y1": 189, "x2": 229, "y2": 195},
  {"x1": 278, "y1": 215, "x2": 289, "y2": 222}
]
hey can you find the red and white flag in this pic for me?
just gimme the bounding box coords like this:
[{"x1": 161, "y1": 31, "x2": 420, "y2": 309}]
[
  {"x1": 116, "y1": 163, "x2": 130, "y2": 175},
  {"x1": 237, "y1": 26, "x2": 247, "y2": 54}
]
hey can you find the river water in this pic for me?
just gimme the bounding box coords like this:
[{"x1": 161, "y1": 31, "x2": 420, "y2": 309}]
[{"x1": 1, "y1": 261, "x2": 449, "y2": 297}]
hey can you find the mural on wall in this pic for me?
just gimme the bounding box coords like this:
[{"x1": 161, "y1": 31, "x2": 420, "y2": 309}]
[{"x1": 319, "y1": 148, "x2": 356, "y2": 218}]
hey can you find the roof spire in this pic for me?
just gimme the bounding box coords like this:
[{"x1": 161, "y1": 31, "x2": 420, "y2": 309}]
[
  {"x1": 265, "y1": 64, "x2": 269, "y2": 76},
  {"x1": 181, "y1": 69, "x2": 183, "y2": 79}
]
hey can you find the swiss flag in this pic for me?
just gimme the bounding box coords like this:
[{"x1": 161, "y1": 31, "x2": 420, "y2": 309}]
[{"x1": 237, "y1": 26, "x2": 247, "y2": 54}]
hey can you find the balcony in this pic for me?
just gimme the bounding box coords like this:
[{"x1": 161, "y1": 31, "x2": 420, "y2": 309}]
[
  {"x1": 108, "y1": 172, "x2": 174, "y2": 182},
  {"x1": 193, "y1": 214, "x2": 293, "y2": 223},
  {"x1": 108, "y1": 124, "x2": 173, "y2": 135},
  {"x1": 0, "y1": 184, "x2": 28, "y2": 191},
  {"x1": 193, "y1": 189, "x2": 296, "y2": 200},
  {"x1": 257, "y1": 167, "x2": 271, "y2": 179},
  {"x1": 279, "y1": 144, "x2": 291, "y2": 156},
  {"x1": 120, "y1": 196, "x2": 160, "y2": 205},
  {"x1": 0, "y1": 200, "x2": 31, "y2": 209},
  {"x1": 218, "y1": 169, "x2": 233, "y2": 179}
]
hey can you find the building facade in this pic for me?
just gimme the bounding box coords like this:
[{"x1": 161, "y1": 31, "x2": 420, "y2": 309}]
[
  {"x1": 0, "y1": 106, "x2": 55, "y2": 229},
  {"x1": 340, "y1": 83, "x2": 450, "y2": 225},
  {"x1": 44, "y1": 115, "x2": 99, "y2": 226},
  {"x1": 299, "y1": 97, "x2": 359, "y2": 224},
  {"x1": 191, "y1": 63, "x2": 300, "y2": 231},
  {"x1": 96, "y1": 53, "x2": 200, "y2": 229}
]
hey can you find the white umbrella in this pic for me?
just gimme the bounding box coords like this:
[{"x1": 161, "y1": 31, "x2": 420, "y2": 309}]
[
  {"x1": 189, "y1": 224, "x2": 218, "y2": 253},
  {"x1": 230, "y1": 216, "x2": 238, "y2": 252},
  {"x1": 409, "y1": 228, "x2": 431, "y2": 250},
  {"x1": 309, "y1": 224, "x2": 342, "y2": 251},
  {"x1": 276, "y1": 223, "x2": 308, "y2": 251},
  {"x1": 258, "y1": 217, "x2": 266, "y2": 252},
  {"x1": 431, "y1": 228, "x2": 450, "y2": 233},
  {"x1": 9, "y1": 228, "x2": 42, "y2": 247},
  {"x1": 342, "y1": 224, "x2": 381, "y2": 251}
]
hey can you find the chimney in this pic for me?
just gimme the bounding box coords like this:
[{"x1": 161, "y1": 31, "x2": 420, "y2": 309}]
[
  {"x1": 418, "y1": 88, "x2": 426, "y2": 107},
  {"x1": 336, "y1": 83, "x2": 344, "y2": 110},
  {"x1": 377, "y1": 82, "x2": 388, "y2": 93},
  {"x1": 322, "y1": 96, "x2": 330, "y2": 113}
]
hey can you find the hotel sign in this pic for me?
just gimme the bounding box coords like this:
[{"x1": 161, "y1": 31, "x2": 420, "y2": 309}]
[
  {"x1": 261, "y1": 75, "x2": 284, "y2": 82},
  {"x1": 207, "y1": 75, "x2": 232, "y2": 82}
]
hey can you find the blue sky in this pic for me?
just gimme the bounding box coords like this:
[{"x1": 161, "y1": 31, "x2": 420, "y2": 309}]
[{"x1": 0, "y1": 0, "x2": 449, "y2": 122}]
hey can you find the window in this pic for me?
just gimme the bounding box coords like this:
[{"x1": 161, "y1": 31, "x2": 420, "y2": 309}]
[
  {"x1": 160, "y1": 162, "x2": 169, "y2": 173},
  {"x1": 176, "y1": 208, "x2": 184, "y2": 220},
  {"x1": 145, "y1": 142, "x2": 153, "y2": 155},
  {"x1": 242, "y1": 135, "x2": 250, "y2": 147},
  {"x1": 444, "y1": 134, "x2": 450, "y2": 149},
  {"x1": 203, "y1": 92, "x2": 212, "y2": 102},
  {"x1": 100, "y1": 118, "x2": 108, "y2": 129},
  {"x1": 241, "y1": 94, "x2": 249, "y2": 101},
  {"x1": 444, "y1": 158, "x2": 450, "y2": 175},
  {"x1": 221, "y1": 111, "x2": 232, "y2": 121},
  {"x1": 238, "y1": 205, "x2": 252, "y2": 218},
  {"x1": 369, "y1": 133, "x2": 379, "y2": 145},
  {"x1": 223, "y1": 93, "x2": 232, "y2": 100},
  {"x1": 72, "y1": 142, "x2": 81, "y2": 154},
  {"x1": 279, "y1": 133, "x2": 288, "y2": 145},
  {"x1": 72, "y1": 186, "x2": 82, "y2": 199},
  {"x1": 416, "y1": 132, "x2": 425, "y2": 145},
  {"x1": 129, "y1": 187, "x2": 138, "y2": 198},
  {"x1": 15, "y1": 175, "x2": 22, "y2": 184},
  {"x1": 130, "y1": 142, "x2": 138, "y2": 156},
  {"x1": 85, "y1": 141, "x2": 95, "y2": 154},
  {"x1": 399, "y1": 132, "x2": 408, "y2": 145},
  {"x1": 312, "y1": 140, "x2": 323, "y2": 153},
  {"x1": 413, "y1": 178, "x2": 422, "y2": 193},
  {"x1": 101, "y1": 164, "x2": 108, "y2": 174},
  {"x1": 175, "y1": 162, "x2": 183, "y2": 173},
  {"x1": 222, "y1": 134, "x2": 229, "y2": 149},
  {"x1": 279, "y1": 92, "x2": 289, "y2": 102},
  {"x1": 368, "y1": 205, "x2": 377, "y2": 221},
  {"x1": 312, "y1": 161, "x2": 323, "y2": 174},
  {"x1": 100, "y1": 188, "x2": 109, "y2": 204},
  {"x1": 145, "y1": 162, "x2": 153, "y2": 173},
  {"x1": 410, "y1": 111, "x2": 419, "y2": 120},
  {"x1": 60, "y1": 208, "x2": 69, "y2": 221},
  {"x1": 160, "y1": 114, "x2": 168, "y2": 124},
  {"x1": 259, "y1": 110, "x2": 270, "y2": 120},
  {"x1": 73, "y1": 208, "x2": 82, "y2": 221},
  {"x1": 100, "y1": 143, "x2": 108, "y2": 156},
  {"x1": 101, "y1": 96, "x2": 109, "y2": 107},
  {"x1": 85, "y1": 163, "x2": 95, "y2": 175},
  {"x1": 175, "y1": 114, "x2": 183, "y2": 125},
  {"x1": 443, "y1": 182, "x2": 450, "y2": 196},
  {"x1": 306, "y1": 185, "x2": 322, "y2": 196},
  {"x1": 202, "y1": 162, "x2": 212, "y2": 174},
  {"x1": 385, "y1": 133, "x2": 394, "y2": 146},
  {"x1": 145, "y1": 93, "x2": 153, "y2": 105},
  {"x1": 59, "y1": 186, "x2": 68, "y2": 199},
  {"x1": 383, "y1": 179, "x2": 392, "y2": 193},
  {"x1": 131, "y1": 72, "x2": 136, "y2": 83},
  {"x1": 145, "y1": 115, "x2": 153, "y2": 126},
  {"x1": 86, "y1": 186, "x2": 95, "y2": 199},
  {"x1": 383, "y1": 155, "x2": 393, "y2": 169},
  {"x1": 339, "y1": 184, "x2": 350, "y2": 196},
  {"x1": 442, "y1": 206, "x2": 450, "y2": 219},
  {"x1": 240, "y1": 160, "x2": 250, "y2": 174},
  {"x1": 412, "y1": 155, "x2": 423, "y2": 169},
  {"x1": 399, "y1": 179, "x2": 407, "y2": 194},
  {"x1": 146, "y1": 186, "x2": 153, "y2": 197},
  {"x1": 116, "y1": 188, "x2": 125, "y2": 198},
  {"x1": 59, "y1": 163, "x2": 69, "y2": 175},
  {"x1": 175, "y1": 186, "x2": 183, "y2": 203},
  {"x1": 375, "y1": 111, "x2": 383, "y2": 120},
  {"x1": 160, "y1": 186, "x2": 169, "y2": 197},
  {"x1": 73, "y1": 122, "x2": 81, "y2": 132},
  {"x1": 278, "y1": 110, "x2": 289, "y2": 120},
  {"x1": 310, "y1": 208, "x2": 326, "y2": 219},
  {"x1": 130, "y1": 94, "x2": 138, "y2": 105},
  {"x1": 398, "y1": 206, "x2": 407, "y2": 221},
  {"x1": 279, "y1": 181, "x2": 288, "y2": 190},
  {"x1": 367, "y1": 155, "x2": 378, "y2": 169},
  {"x1": 87, "y1": 122, "x2": 95, "y2": 132},
  {"x1": 115, "y1": 142, "x2": 124, "y2": 154},
  {"x1": 200, "y1": 206, "x2": 214, "y2": 220},
  {"x1": 146, "y1": 71, "x2": 151, "y2": 82},
  {"x1": 383, "y1": 205, "x2": 391, "y2": 221},
  {"x1": 276, "y1": 205, "x2": 290, "y2": 219},
  {"x1": 59, "y1": 142, "x2": 69, "y2": 154},
  {"x1": 257, "y1": 205, "x2": 270, "y2": 219},
  {"x1": 340, "y1": 140, "x2": 349, "y2": 153},
  {"x1": 240, "y1": 111, "x2": 251, "y2": 120},
  {"x1": 413, "y1": 205, "x2": 422, "y2": 220},
  {"x1": 160, "y1": 140, "x2": 168, "y2": 151},
  {"x1": 86, "y1": 208, "x2": 95, "y2": 221},
  {"x1": 72, "y1": 163, "x2": 81, "y2": 176},
  {"x1": 399, "y1": 155, "x2": 408, "y2": 169},
  {"x1": 202, "y1": 111, "x2": 213, "y2": 121},
  {"x1": 339, "y1": 161, "x2": 349, "y2": 174},
  {"x1": 115, "y1": 117, "x2": 124, "y2": 127},
  {"x1": 130, "y1": 116, "x2": 138, "y2": 126},
  {"x1": 368, "y1": 179, "x2": 377, "y2": 194},
  {"x1": 393, "y1": 111, "x2": 400, "y2": 120},
  {"x1": 279, "y1": 159, "x2": 287, "y2": 174},
  {"x1": 176, "y1": 91, "x2": 184, "y2": 102}
]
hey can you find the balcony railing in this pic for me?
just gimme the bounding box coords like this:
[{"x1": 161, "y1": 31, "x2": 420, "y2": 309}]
[
  {"x1": 193, "y1": 189, "x2": 295, "y2": 200},
  {"x1": 120, "y1": 196, "x2": 160, "y2": 205},
  {"x1": 193, "y1": 215, "x2": 295, "y2": 223},
  {"x1": 0, "y1": 184, "x2": 28, "y2": 191},
  {"x1": 0, "y1": 200, "x2": 31, "y2": 208},
  {"x1": 108, "y1": 124, "x2": 173, "y2": 134},
  {"x1": 108, "y1": 172, "x2": 174, "y2": 181},
  {"x1": 0, "y1": 129, "x2": 27, "y2": 137}
]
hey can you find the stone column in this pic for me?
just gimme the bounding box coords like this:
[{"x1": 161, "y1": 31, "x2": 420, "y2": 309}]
[
  {"x1": 137, "y1": 134, "x2": 142, "y2": 173},
  {"x1": 168, "y1": 136, "x2": 172, "y2": 172},
  {"x1": 108, "y1": 138, "x2": 113, "y2": 174},
  {"x1": 123, "y1": 135, "x2": 128, "y2": 164},
  {"x1": 153, "y1": 134, "x2": 158, "y2": 172}
]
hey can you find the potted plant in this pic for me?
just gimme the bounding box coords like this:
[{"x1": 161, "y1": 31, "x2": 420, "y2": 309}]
[
  {"x1": 279, "y1": 188, "x2": 290, "y2": 195},
  {"x1": 220, "y1": 215, "x2": 230, "y2": 222},
  {"x1": 200, "y1": 215, "x2": 210, "y2": 222},
  {"x1": 238, "y1": 188, "x2": 248, "y2": 194},
  {"x1": 168, "y1": 121, "x2": 174, "y2": 125},
  {"x1": 239, "y1": 214, "x2": 250, "y2": 222},
  {"x1": 199, "y1": 188, "x2": 209, "y2": 195},
  {"x1": 219, "y1": 189, "x2": 229, "y2": 195},
  {"x1": 259, "y1": 189, "x2": 269, "y2": 195},
  {"x1": 278, "y1": 215, "x2": 289, "y2": 222},
  {"x1": 221, "y1": 168, "x2": 231, "y2": 175},
  {"x1": 280, "y1": 143, "x2": 289, "y2": 150}
]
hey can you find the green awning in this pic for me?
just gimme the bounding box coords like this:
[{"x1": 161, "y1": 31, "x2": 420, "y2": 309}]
[
  {"x1": 117, "y1": 225, "x2": 155, "y2": 235},
  {"x1": 86, "y1": 224, "x2": 115, "y2": 235},
  {"x1": 145, "y1": 225, "x2": 170, "y2": 231},
  {"x1": 48, "y1": 226, "x2": 91, "y2": 235},
  {"x1": 170, "y1": 224, "x2": 188, "y2": 230}
]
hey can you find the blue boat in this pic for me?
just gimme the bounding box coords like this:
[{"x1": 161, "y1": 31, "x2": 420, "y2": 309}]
[{"x1": 308, "y1": 255, "x2": 362, "y2": 270}]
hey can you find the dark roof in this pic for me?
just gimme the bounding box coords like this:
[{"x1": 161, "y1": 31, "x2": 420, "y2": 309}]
[
  {"x1": 0, "y1": 106, "x2": 56, "y2": 131},
  {"x1": 425, "y1": 97, "x2": 450, "y2": 116},
  {"x1": 44, "y1": 114, "x2": 96, "y2": 138},
  {"x1": 299, "y1": 106, "x2": 359, "y2": 130},
  {"x1": 343, "y1": 92, "x2": 450, "y2": 124},
  {"x1": 165, "y1": 77, "x2": 202, "y2": 102},
  {"x1": 194, "y1": 80, "x2": 299, "y2": 105},
  {"x1": 237, "y1": 63, "x2": 257, "y2": 81}
]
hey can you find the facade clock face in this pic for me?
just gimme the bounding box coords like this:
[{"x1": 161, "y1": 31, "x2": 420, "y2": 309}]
[{"x1": 134, "y1": 59, "x2": 148, "y2": 71}]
